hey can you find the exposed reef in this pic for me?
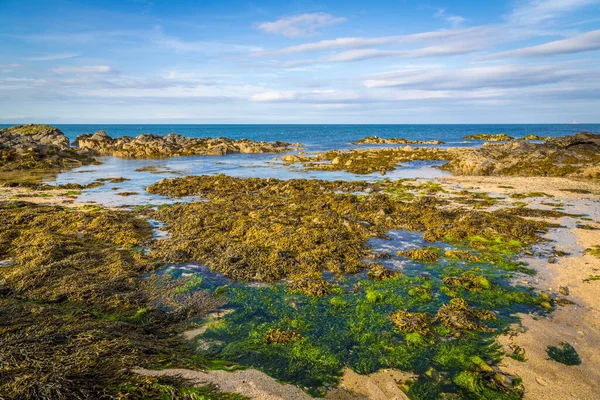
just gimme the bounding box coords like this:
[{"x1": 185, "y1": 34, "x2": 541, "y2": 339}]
[
  {"x1": 74, "y1": 130, "x2": 299, "y2": 158},
  {"x1": 443, "y1": 132, "x2": 600, "y2": 177},
  {"x1": 0, "y1": 124, "x2": 98, "y2": 171},
  {"x1": 353, "y1": 136, "x2": 445, "y2": 145},
  {"x1": 146, "y1": 175, "x2": 556, "y2": 284},
  {"x1": 0, "y1": 201, "x2": 238, "y2": 398},
  {"x1": 281, "y1": 146, "x2": 449, "y2": 175},
  {"x1": 464, "y1": 134, "x2": 515, "y2": 141}
]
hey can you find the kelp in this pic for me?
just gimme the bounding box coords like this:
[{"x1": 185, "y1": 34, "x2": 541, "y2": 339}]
[
  {"x1": 147, "y1": 175, "x2": 556, "y2": 284},
  {"x1": 281, "y1": 147, "x2": 449, "y2": 175},
  {"x1": 0, "y1": 201, "x2": 235, "y2": 399}
]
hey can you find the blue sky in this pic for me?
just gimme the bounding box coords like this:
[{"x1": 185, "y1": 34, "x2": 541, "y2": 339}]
[{"x1": 0, "y1": 0, "x2": 599, "y2": 123}]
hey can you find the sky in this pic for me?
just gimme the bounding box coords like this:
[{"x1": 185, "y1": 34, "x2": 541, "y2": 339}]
[{"x1": 0, "y1": 0, "x2": 599, "y2": 124}]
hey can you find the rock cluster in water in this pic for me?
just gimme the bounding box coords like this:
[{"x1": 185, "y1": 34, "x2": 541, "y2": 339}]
[
  {"x1": 281, "y1": 146, "x2": 449, "y2": 175},
  {"x1": 0, "y1": 124, "x2": 97, "y2": 171},
  {"x1": 353, "y1": 135, "x2": 445, "y2": 145},
  {"x1": 463, "y1": 133, "x2": 515, "y2": 141},
  {"x1": 444, "y1": 132, "x2": 600, "y2": 177},
  {"x1": 74, "y1": 130, "x2": 299, "y2": 158}
]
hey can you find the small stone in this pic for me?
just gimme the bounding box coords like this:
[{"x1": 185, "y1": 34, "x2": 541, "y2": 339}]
[
  {"x1": 559, "y1": 286, "x2": 570, "y2": 296},
  {"x1": 548, "y1": 256, "x2": 557, "y2": 264},
  {"x1": 536, "y1": 377, "x2": 548, "y2": 386}
]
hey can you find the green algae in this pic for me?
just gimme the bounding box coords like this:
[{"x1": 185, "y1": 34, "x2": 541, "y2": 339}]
[
  {"x1": 509, "y1": 192, "x2": 553, "y2": 199},
  {"x1": 546, "y1": 342, "x2": 581, "y2": 366},
  {"x1": 197, "y1": 269, "x2": 533, "y2": 398},
  {"x1": 584, "y1": 246, "x2": 600, "y2": 258}
]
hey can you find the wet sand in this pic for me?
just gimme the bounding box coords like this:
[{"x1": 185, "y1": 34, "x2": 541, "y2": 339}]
[{"x1": 441, "y1": 176, "x2": 600, "y2": 400}]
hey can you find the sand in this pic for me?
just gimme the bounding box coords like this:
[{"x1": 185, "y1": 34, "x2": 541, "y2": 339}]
[{"x1": 441, "y1": 176, "x2": 600, "y2": 400}]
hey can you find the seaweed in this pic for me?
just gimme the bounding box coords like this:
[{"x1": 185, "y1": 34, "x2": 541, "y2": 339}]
[
  {"x1": 0, "y1": 201, "x2": 233, "y2": 398},
  {"x1": 546, "y1": 342, "x2": 582, "y2": 366}
]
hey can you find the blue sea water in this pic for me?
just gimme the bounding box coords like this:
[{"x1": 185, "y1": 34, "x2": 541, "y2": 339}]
[{"x1": 2, "y1": 124, "x2": 598, "y2": 151}]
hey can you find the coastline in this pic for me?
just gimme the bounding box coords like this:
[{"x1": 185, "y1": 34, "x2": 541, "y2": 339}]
[{"x1": 2, "y1": 124, "x2": 599, "y2": 399}]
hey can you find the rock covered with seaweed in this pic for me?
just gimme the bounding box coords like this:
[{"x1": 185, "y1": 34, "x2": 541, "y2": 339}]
[
  {"x1": 146, "y1": 175, "x2": 557, "y2": 283},
  {"x1": 0, "y1": 201, "x2": 236, "y2": 398},
  {"x1": 353, "y1": 136, "x2": 445, "y2": 145},
  {"x1": 443, "y1": 132, "x2": 600, "y2": 177},
  {"x1": 0, "y1": 124, "x2": 98, "y2": 171},
  {"x1": 74, "y1": 130, "x2": 299, "y2": 158},
  {"x1": 281, "y1": 146, "x2": 449, "y2": 175}
]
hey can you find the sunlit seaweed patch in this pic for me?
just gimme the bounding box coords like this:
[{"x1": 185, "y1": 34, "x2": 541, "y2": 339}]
[
  {"x1": 0, "y1": 201, "x2": 239, "y2": 398},
  {"x1": 147, "y1": 175, "x2": 556, "y2": 284},
  {"x1": 195, "y1": 267, "x2": 536, "y2": 398}
]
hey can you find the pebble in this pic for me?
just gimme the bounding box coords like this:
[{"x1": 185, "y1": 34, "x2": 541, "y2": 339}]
[{"x1": 536, "y1": 377, "x2": 548, "y2": 386}]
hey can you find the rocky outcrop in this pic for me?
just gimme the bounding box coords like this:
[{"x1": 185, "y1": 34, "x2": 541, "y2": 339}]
[
  {"x1": 519, "y1": 134, "x2": 550, "y2": 141},
  {"x1": 443, "y1": 132, "x2": 600, "y2": 177},
  {"x1": 74, "y1": 131, "x2": 299, "y2": 158},
  {"x1": 464, "y1": 134, "x2": 514, "y2": 141},
  {"x1": 353, "y1": 135, "x2": 444, "y2": 145},
  {"x1": 282, "y1": 146, "x2": 449, "y2": 175},
  {"x1": 0, "y1": 124, "x2": 98, "y2": 171}
]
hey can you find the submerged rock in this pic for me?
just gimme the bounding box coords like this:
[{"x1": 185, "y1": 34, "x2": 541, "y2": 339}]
[
  {"x1": 0, "y1": 124, "x2": 98, "y2": 171},
  {"x1": 74, "y1": 130, "x2": 299, "y2": 158},
  {"x1": 443, "y1": 132, "x2": 600, "y2": 177}
]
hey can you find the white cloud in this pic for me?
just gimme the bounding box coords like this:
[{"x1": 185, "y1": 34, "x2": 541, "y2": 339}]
[
  {"x1": 251, "y1": 27, "x2": 491, "y2": 57},
  {"x1": 156, "y1": 37, "x2": 261, "y2": 53},
  {"x1": 251, "y1": 89, "x2": 359, "y2": 103},
  {"x1": 256, "y1": 13, "x2": 346, "y2": 38},
  {"x1": 482, "y1": 29, "x2": 600, "y2": 58},
  {"x1": 51, "y1": 65, "x2": 114, "y2": 74},
  {"x1": 0, "y1": 64, "x2": 20, "y2": 73},
  {"x1": 27, "y1": 53, "x2": 80, "y2": 61},
  {"x1": 363, "y1": 65, "x2": 586, "y2": 89},
  {"x1": 509, "y1": 0, "x2": 598, "y2": 26},
  {"x1": 327, "y1": 41, "x2": 487, "y2": 62},
  {"x1": 434, "y1": 8, "x2": 466, "y2": 28}
]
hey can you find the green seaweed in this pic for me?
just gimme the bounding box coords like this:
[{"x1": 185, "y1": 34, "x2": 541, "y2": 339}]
[{"x1": 546, "y1": 342, "x2": 581, "y2": 366}]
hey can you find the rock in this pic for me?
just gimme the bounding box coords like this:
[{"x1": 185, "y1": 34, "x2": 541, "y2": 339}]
[
  {"x1": 520, "y1": 134, "x2": 550, "y2": 141},
  {"x1": 559, "y1": 286, "x2": 570, "y2": 296},
  {"x1": 73, "y1": 131, "x2": 297, "y2": 159},
  {"x1": 353, "y1": 136, "x2": 445, "y2": 145},
  {"x1": 443, "y1": 132, "x2": 600, "y2": 177},
  {"x1": 548, "y1": 256, "x2": 557, "y2": 264},
  {"x1": 0, "y1": 124, "x2": 98, "y2": 171},
  {"x1": 464, "y1": 133, "x2": 514, "y2": 141}
]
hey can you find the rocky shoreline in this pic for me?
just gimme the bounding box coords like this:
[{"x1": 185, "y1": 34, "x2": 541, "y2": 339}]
[
  {"x1": 0, "y1": 124, "x2": 98, "y2": 172},
  {"x1": 1, "y1": 124, "x2": 599, "y2": 399},
  {"x1": 74, "y1": 130, "x2": 300, "y2": 158},
  {"x1": 0, "y1": 124, "x2": 301, "y2": 173}
]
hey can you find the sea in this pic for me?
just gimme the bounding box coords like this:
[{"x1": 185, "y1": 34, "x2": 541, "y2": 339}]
[
  {"x1": 2, "y1": 123, "x2": 597, "y2": 152},
  {"x1": 2, "y1": 124, "x2": 598, "y2": 206}
]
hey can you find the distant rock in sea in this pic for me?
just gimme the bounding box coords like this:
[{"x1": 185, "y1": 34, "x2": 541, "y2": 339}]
[{"x1": 73, "y1": 130, "x2": 300, "y2": 158}]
